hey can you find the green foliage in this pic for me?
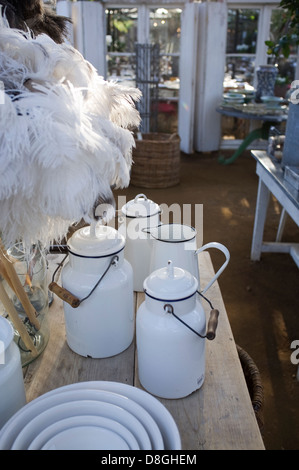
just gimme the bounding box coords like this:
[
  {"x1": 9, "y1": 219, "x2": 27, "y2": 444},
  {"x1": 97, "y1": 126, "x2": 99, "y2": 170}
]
[
  {"x1": 113, "y1": 19, "x2": 133, "y2": 34},
  {"x1": 266, "y1": 0, "x2": 299, "y2": 58}
]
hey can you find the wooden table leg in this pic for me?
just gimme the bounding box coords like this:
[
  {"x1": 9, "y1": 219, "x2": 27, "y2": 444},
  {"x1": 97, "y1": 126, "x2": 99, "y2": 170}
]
[
  {"x1": 276, "y1": 208, "x2": 287, "y2": 242},
  {"x1": 251, "y1": 178, "x2": 270, "y2": 261}
]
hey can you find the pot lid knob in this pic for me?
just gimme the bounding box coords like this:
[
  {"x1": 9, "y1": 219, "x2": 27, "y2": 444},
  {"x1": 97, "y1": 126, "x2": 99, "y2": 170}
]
[
  {"x1": 144, "y1": 260, "x2": 198, "y2": 300},
  {"x1": 121, "y1": 193, "x2": 160, "y2": 218},
  {"x1": 167, "y1": 260, "x2": 174, "y2": 278}
]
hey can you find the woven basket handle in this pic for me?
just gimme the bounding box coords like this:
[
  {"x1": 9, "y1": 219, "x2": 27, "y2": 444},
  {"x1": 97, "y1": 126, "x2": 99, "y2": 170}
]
[{"x1": 169, "y1": 133, "x2": 179, "y2": 141}]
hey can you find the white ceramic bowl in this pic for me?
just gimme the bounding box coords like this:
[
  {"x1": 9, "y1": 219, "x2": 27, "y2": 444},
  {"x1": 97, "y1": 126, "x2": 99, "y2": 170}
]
[
  {"x1": 41, "y1": 426, "x2": 130, "y2": 450},
  {"x1": 0, "y1": 382, "x2": 181, "y2": 450},
  {"x1": 223, "y1": 92, "x2": 245, "y2": 104},
  {"x1": 11, "y1": 400, "x2": 151, "y2": 450},
  {"x1": 261, "y1": 95, "x2": 283, "y2": 106},
  {"x1": 42, "y1": 425, "x2": 130, "y2": 450},
  {"x1": 28, "y1": 414, "x2": 140, "y2": 450}
]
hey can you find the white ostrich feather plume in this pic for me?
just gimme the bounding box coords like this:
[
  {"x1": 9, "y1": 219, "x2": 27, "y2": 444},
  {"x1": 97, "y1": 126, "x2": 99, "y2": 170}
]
[{"x1": 0, "y1": 23, "x2": 141, "y2": 250}]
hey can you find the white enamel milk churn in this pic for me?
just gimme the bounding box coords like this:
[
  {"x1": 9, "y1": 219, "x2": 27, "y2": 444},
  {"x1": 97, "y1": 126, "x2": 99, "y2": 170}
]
[
  {"x1": 118, "y1": 194, "x2": 161, "y2": 292},
  {"x1": 147, "y1": 224, "x2": 230, "y2": 294},
  {"x1": 50, "y1": 224, "x2": 134, "y2": 358},
  {"x1": 136, "y1": 261, "x2": 219, "y2": 399},
  {"x1": 0, "y1": 316, "x2": 27, "y2": 429}
]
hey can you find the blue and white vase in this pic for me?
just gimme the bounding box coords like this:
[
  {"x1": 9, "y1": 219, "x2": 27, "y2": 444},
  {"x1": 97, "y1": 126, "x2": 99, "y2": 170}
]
[{"x1": 256, "y1": 65, "x2": 278, "y2": 102}]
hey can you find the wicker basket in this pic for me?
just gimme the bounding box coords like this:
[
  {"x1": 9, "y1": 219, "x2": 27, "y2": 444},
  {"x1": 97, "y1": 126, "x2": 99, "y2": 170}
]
[
  {"x1": 130, "y1": 133, "x2": 181, "y2": 189},
  {"x1": 237, "y1": 345, "x2": 264, "y2": 431}
]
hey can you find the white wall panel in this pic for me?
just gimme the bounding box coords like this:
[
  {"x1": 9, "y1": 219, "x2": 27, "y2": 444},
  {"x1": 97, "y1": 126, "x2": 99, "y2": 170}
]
[
  {"x1": 194, "y1": 2, "x2": 227, "y2": 152},
  {"x1": 72, "y1": 1, "x2": 107, "y2": 77}
]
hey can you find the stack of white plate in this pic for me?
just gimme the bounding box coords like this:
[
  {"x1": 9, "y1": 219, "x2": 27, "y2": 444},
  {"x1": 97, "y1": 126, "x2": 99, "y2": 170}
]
[
  {"x1": 261, "y1": 95, "x2": 285, "y2": 111},
  {"x1": 223, "y1": 92, "x2": 246, "y2": 105},
  {"x1": 0, "y1": 381, "x2": 181, "y2": 450},
  {"x1": 261, "y1": 95, "x2": 283, "y2": 105}
]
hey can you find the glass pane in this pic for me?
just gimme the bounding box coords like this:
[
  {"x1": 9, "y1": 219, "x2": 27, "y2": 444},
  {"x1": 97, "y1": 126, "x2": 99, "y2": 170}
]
[
  {"x1": 224, "y1": 56, "x2": 256, "y2": 87},
  {"x1": 223, "y1": 9, "x2": 259, "y2": 141},
  {"x1": 159, "y1": 54, "x2": 180, "y2": 82},
  {"x1": 107, "y1": 55, "x2": 136, "y2": 84},
  {"x1": 226, "y1": 9, "x2": 259, "y2": 54},
  {"x1": 149, "y1": 8, "x2": 181, "y2": 54},
  {"x1": 148, "y1": 8, "x2": 181, "y2": 134},
  {"x1": 222, "y1": 55, "x2": 254, "y2": 140},
  {"x1": 106, "y1": 8, "x2": 137, "y2": 53}
]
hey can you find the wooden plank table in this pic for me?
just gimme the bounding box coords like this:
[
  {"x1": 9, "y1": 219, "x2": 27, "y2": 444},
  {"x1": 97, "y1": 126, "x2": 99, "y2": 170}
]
[
  {"x1": 251, "y1": 150, "x2": 299, "y2": 268},
  {"x1": 23, "y1": 252, "x2": 265, "y2": 450}
]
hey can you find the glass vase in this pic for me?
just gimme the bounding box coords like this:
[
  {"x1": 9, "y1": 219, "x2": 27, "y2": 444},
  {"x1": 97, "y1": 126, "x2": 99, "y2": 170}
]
[{"x1": 3, "y1": 243, "x2": 50, "y2": 367}]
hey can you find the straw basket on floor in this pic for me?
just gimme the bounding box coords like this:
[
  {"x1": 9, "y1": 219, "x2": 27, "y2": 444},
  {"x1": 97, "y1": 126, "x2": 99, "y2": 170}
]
[
  {"x1": 236, "y1": 344, "x2": 264, "y2": 431},
  {"x1": 130, "y1": 133, "x2": 180, "y2": 188}
]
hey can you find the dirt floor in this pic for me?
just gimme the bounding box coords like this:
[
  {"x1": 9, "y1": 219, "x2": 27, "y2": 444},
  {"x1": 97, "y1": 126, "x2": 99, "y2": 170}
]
[{"x1": 115, "y1": 149, "x2": 299, "y2": 450}]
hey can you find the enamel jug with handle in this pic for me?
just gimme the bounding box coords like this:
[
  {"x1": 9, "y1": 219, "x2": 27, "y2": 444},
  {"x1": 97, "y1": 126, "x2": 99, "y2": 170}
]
[
  {"x1": 136, "y1": 261, "x2": 219, "y2": 399},
  {"x1": 147, "y1": 223, "x2": 230, "y2": 294},
  {"x1": 118, "y1": 194, "x2": 161, "y2": 292},
  {"x1": 50, "y1": 224, "x2": 134, "y2": 359}
]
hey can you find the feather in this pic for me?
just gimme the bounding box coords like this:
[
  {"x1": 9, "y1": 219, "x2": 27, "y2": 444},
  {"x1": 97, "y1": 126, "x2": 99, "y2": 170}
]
[
  {"x1": 0, "y1": 0, "x2": 71, "y2": 44},
  {"x1": 0, "y1": 22, "x2": 141, "y2": 250}
]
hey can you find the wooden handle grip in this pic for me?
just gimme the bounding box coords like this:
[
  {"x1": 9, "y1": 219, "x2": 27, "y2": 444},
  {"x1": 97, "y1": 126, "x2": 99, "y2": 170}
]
[
  {"x1": 206, "y1": 309, "x2": 219, "y2": 340},
  {"x1": 48, "y1": 282, "x2": 81, "y2": 308}
]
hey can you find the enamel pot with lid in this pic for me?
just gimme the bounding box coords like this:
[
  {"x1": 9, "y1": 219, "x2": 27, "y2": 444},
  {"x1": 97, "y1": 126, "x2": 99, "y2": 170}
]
[
  {"x1": 50, "y1": 225, "x2": 134, "y2": 358},
  {"x1": 118, "y1": 194, "x2": 161, "y2": 292},
  {"x1": 136, "y1": 261, "x2": 219, "y2": 399},
  {"x1": 147, "y1": 223, "x2": 230, "y2": 294}
]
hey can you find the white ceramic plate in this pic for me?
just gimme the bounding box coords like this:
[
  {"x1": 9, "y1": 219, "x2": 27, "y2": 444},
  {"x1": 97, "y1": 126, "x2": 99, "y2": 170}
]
[
  {"x1": 0, "y1": 389, "x2": 162, "y2": 450},
  {"x1": 49, "y1": 389, "x2": 163, "y2": 449},
  {"x1": 28, "y1": 415, "x2": 140, "y2": 450},
  {"x1": 261, "y1": 95, "x2": 283, "y2": 103},
  {"x1": 41, "y1": 425, "x2": 129, "y2": 450},
  {"x1": 11, "y1": 400, "x2": 151, "y2": 450},
  {"x1": 0, "y1": 381, "x2": 181, "y2": 450},
  {"x1": 62, "y1": 382, "x2": 181, "y2": 450},
  {"x1": 52, "y1": 389, "x2": 164, "y2": 450}
]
